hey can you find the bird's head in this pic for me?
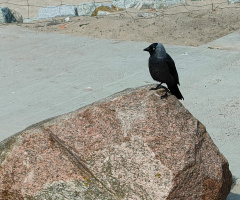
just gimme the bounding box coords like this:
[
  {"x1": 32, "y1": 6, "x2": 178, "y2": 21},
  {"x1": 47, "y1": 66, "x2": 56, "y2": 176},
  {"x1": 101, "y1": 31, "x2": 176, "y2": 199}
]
[
  {"x1": 144, "y1": 43, "x2": 166, "y2": 57},
  {"x1": 143, "y1": 43, "x2": 158, "y2": 54}
]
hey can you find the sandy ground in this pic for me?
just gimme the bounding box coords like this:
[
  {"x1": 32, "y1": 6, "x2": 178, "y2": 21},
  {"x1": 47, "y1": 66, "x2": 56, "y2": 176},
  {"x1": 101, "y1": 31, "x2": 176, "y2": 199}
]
[{"x1": 1, "y1": 0, "x2": 240, "y2": 46}]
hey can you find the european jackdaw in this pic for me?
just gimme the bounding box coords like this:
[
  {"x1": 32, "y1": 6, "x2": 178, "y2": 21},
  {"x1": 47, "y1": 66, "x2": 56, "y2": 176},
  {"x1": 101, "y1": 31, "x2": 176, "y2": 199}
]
[{"x1": 144, "y1": 43, "x2": 184, "y2": 100}]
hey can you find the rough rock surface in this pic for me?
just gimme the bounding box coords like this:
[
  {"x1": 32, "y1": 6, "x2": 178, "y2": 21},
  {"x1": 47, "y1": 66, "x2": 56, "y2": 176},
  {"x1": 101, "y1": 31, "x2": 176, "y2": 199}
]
[
  {"x1": 76, "y1": 3, "x2": 103, "y2": 16},
  {"x1": 9, "y1": 9, "x2": 23, "y2": 23},
  {"x1": 112, "y1": 0, "x2": 185, "y2": 9},
  {"x1": 112, "y1": 0, "x2": 139, "y2": 9},
  {"x1": 37, "y1": 5, "x2": 77, "y2": 19},
  {"x1": 0, "y1": 85, "x2": 232, "y2": 199}
]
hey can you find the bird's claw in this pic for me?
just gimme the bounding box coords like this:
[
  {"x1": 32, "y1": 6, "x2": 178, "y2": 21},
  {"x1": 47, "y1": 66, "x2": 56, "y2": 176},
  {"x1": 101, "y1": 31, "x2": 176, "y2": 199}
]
[
  {"x1": 150, "y1": 84, "x2": 170, "y2": 99},
  {"x1": 161, "y1": 93, "x2": 168, "y2": 99}
]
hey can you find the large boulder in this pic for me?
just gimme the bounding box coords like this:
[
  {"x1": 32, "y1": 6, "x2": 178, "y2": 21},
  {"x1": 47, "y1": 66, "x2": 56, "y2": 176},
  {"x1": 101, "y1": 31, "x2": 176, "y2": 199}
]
[
  {"x1": 37, "y1": 5, "x2": 77, "y2": 19},
  {"x1": 9, "y1": 9, "x2": 23, "y2": 23},
  {"x1": 112, "y1": 0, "x2": 139, "y2": 8},
  {"x1": 0, "y1": 85, "x2": 232, "y2": 199},
  {"x1": 76, "y1": 3, "x2": 112, "y2": 16},
  {"x1": 112, "y1": 0, "x2": 185, "y2": 9},
  {"x1": 0, "y1": 7, "x2": 16, "y2": 23},
  {"x1": 76, "y1": 3, "x2": 105, "y2": 16},
  {"x1": 228, "y1": 0, "x2": 240, "y2": 3}
]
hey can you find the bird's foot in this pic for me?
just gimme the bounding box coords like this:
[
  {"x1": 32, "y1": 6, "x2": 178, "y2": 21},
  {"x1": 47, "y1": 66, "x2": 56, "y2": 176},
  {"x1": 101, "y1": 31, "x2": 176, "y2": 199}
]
[
  {"x1": 161, "y1": 87, "x2": 170, "y2": 99},
  {"x1": 150, "y1": 84, "x2": 170, "y2": 99},
  {"x1": 161, "y1": 92, "x2": 169, "y2": 99},
  {"x1": 150, "y1": 84, "x2": 165, "y2": 91}
]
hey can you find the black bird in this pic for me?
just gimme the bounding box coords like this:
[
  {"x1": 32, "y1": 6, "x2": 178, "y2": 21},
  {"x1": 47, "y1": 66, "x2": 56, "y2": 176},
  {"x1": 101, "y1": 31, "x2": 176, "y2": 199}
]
[{"x1": 144, "y1": 43, "x2": 184, "y2": 100}]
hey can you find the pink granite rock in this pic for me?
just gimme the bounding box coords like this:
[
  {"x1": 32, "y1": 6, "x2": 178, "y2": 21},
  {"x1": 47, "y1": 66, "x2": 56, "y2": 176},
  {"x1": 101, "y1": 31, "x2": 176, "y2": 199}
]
[{"x1": 0, "y1": 85, "x2": 232, "y2": 200}]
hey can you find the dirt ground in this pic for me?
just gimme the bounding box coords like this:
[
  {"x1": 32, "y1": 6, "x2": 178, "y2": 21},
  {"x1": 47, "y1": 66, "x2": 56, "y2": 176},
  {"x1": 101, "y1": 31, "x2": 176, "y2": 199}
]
[{"x1": 3, "y1": 0, "x2": 240, "y2": 46}]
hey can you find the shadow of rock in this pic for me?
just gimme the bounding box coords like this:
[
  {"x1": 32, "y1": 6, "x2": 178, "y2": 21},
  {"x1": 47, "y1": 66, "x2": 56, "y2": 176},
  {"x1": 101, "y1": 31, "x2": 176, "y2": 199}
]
[{"x1": 227, "y1": 192, "x2": 240, "y2": 200}]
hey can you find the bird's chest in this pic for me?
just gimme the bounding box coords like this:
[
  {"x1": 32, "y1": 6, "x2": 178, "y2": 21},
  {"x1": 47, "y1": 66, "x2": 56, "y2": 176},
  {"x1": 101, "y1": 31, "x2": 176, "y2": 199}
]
[{"x1": 148, "y1": 59, "x2": 169, "y2": 82}]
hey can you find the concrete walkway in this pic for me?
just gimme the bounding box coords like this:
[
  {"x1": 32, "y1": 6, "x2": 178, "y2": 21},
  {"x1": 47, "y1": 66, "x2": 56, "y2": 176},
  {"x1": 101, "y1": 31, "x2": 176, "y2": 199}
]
[{"x1": 0, "y1": 25, "x2": 239, "y2": 199}]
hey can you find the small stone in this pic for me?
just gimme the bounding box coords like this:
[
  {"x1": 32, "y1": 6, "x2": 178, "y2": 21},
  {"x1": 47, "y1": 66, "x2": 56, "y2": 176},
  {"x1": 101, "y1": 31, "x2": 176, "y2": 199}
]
[{"x1": 137, "y1": 12, "x2": 149, "y2": 17}]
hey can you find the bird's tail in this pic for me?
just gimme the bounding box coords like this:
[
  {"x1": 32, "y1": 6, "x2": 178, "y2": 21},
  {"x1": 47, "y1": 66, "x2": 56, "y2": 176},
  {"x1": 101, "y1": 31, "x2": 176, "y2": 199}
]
[{"x1": 168, "y1": 85, "x2": 184, "y2": 100}]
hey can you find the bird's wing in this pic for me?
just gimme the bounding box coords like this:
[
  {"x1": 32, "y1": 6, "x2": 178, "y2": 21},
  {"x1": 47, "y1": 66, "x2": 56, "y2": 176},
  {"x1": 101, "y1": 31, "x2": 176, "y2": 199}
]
[{"x1": 166, "y1": 53, "x2": 180, "y2": 85}]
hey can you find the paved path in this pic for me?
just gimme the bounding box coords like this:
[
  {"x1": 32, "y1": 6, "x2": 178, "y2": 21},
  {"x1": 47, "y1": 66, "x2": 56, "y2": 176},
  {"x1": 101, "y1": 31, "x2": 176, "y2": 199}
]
[{"x1": 0, "y1": 25, "x2": 240, "y2": 199}]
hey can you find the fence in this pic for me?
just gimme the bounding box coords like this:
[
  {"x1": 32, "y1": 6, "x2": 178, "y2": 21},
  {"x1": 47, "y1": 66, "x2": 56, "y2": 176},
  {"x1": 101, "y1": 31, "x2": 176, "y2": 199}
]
[{"x1": 0, "y1": 0, "x2": 240, "y2": 21}]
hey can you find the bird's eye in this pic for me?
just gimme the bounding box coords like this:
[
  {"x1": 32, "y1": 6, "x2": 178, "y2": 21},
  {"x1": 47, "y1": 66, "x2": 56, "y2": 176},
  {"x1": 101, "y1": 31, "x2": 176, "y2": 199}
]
[{"x1": 152, "y1": 48, "x2": 155, "y2": 51}]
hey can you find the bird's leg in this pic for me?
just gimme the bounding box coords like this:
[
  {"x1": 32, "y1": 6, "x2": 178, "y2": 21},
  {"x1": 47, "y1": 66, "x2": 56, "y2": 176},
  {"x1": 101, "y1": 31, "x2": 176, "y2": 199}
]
[
  {"x1": 150, "y1": 83, "x2": 170, "y2": 99},
  {"x1": 150, "y1": 83, "x2": 164, "y2": 90}
]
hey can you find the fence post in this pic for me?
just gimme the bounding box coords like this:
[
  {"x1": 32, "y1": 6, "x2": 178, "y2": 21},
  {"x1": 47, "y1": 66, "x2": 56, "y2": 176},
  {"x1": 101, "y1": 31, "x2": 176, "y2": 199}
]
[{"x1": 27, "y1": 0, "x2": 30, "y2": 18}]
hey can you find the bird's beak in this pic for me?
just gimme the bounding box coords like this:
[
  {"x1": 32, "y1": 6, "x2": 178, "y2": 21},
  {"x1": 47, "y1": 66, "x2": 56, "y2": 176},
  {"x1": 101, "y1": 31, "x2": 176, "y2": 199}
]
[{"x1": 143, "y1": 47, "x2": 150, "y2": 51}]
